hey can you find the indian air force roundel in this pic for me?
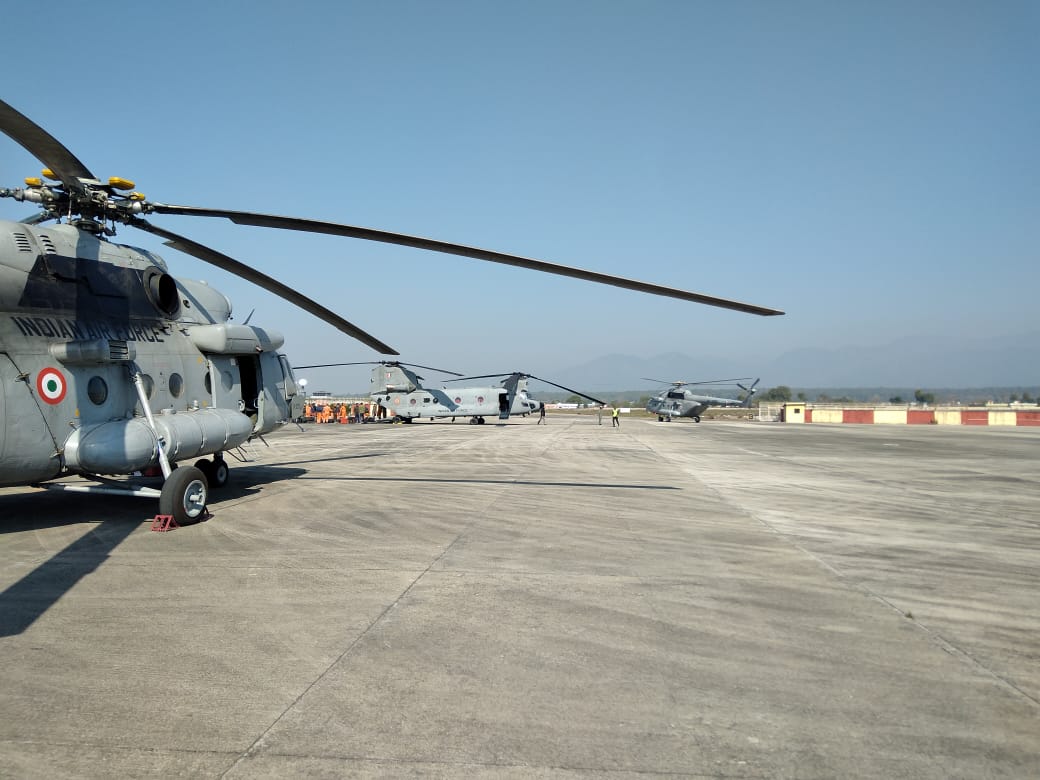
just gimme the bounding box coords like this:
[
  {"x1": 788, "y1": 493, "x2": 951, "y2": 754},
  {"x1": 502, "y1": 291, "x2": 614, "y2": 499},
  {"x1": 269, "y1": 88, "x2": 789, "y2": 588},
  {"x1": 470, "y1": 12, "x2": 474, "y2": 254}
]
[{"x1": 37, "y1": 368, "x2": 68, "y2": 404}]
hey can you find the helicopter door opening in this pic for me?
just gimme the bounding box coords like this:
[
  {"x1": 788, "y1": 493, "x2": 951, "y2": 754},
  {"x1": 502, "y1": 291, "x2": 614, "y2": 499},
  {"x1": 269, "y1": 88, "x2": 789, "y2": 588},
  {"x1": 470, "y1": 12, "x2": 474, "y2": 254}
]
[
  {"x1": 498, "y1": 391, "x2": 509, "y2": 415},
  {"x1": 238, "y1": 354, "x2": 261, "y2": 423},
  {"x1": 207, "y1": 355, "x2": 256, "y2": 422}
]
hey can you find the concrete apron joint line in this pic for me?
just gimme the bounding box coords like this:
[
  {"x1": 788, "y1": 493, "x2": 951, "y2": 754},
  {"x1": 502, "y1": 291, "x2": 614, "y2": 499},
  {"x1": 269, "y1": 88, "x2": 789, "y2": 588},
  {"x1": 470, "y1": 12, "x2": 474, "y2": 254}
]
[
  {"x1": 631, "y1": 425, "x2": 1040, "y2": 713},
  {"x1": 218, "y1": 473, "x2": 507, "y2": 776}
]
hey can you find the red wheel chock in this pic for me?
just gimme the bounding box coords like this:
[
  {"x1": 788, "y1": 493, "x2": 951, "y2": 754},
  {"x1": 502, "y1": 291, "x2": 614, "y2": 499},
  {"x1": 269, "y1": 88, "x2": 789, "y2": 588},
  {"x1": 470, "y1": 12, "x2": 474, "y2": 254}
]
[{"x1": 151, "y1": 514, "x2": 179, "y2": 532}]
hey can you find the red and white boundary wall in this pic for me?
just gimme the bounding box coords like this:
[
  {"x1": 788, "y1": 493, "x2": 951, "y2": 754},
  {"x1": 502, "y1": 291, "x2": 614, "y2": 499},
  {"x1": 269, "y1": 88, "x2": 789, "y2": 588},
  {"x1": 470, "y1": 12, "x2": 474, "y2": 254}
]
[{"x1": 786, "y1": 405, "x2": 1040, "y2": 426}]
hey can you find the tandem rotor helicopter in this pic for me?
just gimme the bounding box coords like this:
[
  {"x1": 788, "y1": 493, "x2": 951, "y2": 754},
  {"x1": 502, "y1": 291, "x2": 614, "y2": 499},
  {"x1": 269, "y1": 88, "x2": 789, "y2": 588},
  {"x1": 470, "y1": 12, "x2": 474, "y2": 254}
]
[
  {"x1": 0, "y1": 98, "x2": 783, "y2": 523},
  {"x1": 294, "y1": 361, "x2": 605, "y2": 425},
  {"x1": 644, "y1": 377, "x2": 761, "y2": 422}
]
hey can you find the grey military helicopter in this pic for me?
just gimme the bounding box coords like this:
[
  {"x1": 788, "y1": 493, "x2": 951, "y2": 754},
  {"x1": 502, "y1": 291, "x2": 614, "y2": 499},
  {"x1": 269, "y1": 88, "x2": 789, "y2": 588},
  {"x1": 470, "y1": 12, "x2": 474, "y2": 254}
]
[
  {"x1": 295, "y1": 362, "x2": 601, "y2": 424},
  {"x1": 293, "y1": 360, "x2": 465, "y2": 421},
  {"x1": 644, "y1": 377, "x2": 760, "y2": 422},
  {"x1": 440, "y1": 372, "x2": 605, "y2": 424},
  {"x1": 0, "y1": 98, "x2": 782, "y2": 523}
]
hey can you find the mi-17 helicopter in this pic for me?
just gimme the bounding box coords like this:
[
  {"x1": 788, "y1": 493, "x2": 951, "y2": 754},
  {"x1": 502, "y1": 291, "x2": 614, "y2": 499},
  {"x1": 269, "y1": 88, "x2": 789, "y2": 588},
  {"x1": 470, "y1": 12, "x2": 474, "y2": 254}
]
[
  {"x1": 295, "y1": 361, "x2": 603, "y2": 424},
  {"x1": 0, "y1": 97, "x2": 782, "y2": 523},
  {"x1": 644, "y1": 377, "x2": 761, "y2": 422}
]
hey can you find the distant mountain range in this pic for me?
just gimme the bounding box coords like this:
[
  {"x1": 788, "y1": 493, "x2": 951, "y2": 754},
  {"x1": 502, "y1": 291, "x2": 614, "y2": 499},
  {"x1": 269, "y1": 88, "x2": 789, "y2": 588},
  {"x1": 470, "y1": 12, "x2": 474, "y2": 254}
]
[{"x1": 543, "y1": 331, "x2": 1040, "y2": 391}]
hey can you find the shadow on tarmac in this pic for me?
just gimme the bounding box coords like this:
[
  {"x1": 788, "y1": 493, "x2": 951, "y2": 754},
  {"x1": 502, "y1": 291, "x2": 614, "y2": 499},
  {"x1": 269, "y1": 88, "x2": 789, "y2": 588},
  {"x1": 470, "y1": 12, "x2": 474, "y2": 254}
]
[{"x1": 0, "y1": 465, "x2": 307, "y2": 637}]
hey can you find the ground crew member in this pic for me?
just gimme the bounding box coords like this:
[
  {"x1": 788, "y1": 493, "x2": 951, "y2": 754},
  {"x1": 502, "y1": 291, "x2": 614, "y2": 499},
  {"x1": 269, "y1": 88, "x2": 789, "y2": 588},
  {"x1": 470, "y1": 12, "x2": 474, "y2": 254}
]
[
  {"x1": 612, "y1": 405, "x2": 620, "y2": 428},
  {"x1": 537, "y1": 402, "x2": 546, "y2": 424}
]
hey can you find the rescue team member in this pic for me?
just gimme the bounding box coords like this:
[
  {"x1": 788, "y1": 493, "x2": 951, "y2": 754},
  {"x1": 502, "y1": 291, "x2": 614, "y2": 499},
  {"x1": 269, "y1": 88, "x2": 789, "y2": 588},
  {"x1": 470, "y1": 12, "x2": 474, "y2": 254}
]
[{"x1": 612, "y1": 406, "x2": 620, "y2": 427}]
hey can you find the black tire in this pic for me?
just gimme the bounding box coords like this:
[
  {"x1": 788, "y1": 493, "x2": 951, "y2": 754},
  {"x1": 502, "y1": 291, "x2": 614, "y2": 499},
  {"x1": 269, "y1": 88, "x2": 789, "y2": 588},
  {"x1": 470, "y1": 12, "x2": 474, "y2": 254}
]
[
  {"x1": 159, "y1": 466, "x2": 209, "y2": 524},
  {"x1": 210, "y1": 457, "x2": 229, "y2": 488},
  {"x1": 193, "y1": 458, "x2": 228, "y2": 488},
  {"x1": 693, "y1": 415, "x2": 701, "y2": 423}
]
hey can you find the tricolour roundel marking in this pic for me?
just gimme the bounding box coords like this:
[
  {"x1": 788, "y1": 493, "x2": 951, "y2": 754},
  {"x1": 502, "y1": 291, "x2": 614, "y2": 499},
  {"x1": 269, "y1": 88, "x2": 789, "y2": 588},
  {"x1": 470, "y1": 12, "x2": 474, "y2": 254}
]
[{"x1": 37, "y1": 367, "x2": 68, "y2": 404}]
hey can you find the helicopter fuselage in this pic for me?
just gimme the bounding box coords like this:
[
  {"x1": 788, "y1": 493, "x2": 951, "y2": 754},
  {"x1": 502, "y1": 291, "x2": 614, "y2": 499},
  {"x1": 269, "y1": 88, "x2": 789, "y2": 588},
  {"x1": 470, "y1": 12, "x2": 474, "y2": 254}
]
[
  {"x1": 646, "y1": 388, "x2": 744, "y2": 423},
  {"x1": 0, "y1": 220, "x2": 302, "y2": 488},
  {"x1": 365, "y1": 365, "x2": 538, "y2": 423},
  {"x1": 377, "y1": 384, "x2": 539, "y2": 422}
]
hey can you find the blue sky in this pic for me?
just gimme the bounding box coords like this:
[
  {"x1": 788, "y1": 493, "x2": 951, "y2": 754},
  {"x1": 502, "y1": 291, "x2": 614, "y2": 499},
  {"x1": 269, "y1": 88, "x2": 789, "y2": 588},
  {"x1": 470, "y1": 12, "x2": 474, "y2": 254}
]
[{"x1": 2, "y1": 2, "x2": 1036, "y2": 389}]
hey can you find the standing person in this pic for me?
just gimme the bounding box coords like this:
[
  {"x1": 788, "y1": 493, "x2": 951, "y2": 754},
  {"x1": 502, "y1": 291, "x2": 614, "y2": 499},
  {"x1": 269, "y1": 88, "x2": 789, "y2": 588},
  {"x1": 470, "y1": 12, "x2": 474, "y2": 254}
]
[
  {"x1": 612, "y1": 405, "x2": 620, "y2": 428},
  {"x1": 537, "y1": 402, "x2": 546, "y2": 424},
  {"x1": 597, "y1": 404, "x2": 603, "y2": 425}
]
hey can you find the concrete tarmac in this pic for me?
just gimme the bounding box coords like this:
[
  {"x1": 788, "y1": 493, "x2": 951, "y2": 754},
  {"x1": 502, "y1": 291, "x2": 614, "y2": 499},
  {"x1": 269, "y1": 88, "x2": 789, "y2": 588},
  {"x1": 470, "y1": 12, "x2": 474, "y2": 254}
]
[{"x1": 1, "y1": 416, "x2": 1038, "y2": 778}]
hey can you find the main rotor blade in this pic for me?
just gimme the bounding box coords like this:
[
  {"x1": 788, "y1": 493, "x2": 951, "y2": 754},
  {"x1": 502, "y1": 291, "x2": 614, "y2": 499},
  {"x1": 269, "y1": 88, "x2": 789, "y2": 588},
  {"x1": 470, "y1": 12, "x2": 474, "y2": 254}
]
[
  {"x1": 0, "y1": 99, "x2": 95, "y2": 194},
  {"x1": 444, "y1": 374, "x2": 508, "y2": 383},
  {"x1": 129, "y1": 218, "x2": 399, "y2": 355},
  {"x1": 642, "y1": 376, "x2": 753, "y2": 386},
  {"x1": 151, "y1": 205, "x2": 785, "y2": 316},
  {"x1": 526, "y1": 374, "x2": 606, "y2": 406},
  {"x1": 293, "y1": 361, "x2": 385, "y2": 369},
  {"x1": 393, "y1": 362, "x2": 464, "y2": 376},
  {"x1": 295, "y1": 360, "x2": 462, "y2": 376}
]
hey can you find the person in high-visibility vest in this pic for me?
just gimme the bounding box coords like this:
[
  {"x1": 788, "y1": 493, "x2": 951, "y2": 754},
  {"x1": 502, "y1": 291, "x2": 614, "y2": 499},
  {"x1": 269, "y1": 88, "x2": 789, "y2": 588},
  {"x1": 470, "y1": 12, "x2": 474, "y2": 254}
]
[{"x1": 612, "y1": 406, "x2": 620, "y2": 428}]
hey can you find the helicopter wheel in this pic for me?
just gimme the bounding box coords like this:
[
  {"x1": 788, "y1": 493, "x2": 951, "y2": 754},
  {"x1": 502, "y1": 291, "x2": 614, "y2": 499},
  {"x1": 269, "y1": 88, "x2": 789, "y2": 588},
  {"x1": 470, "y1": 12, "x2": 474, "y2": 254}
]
[
  {"x1": 195, "y1": 456, "x2": 230, "y2": 489},
  {"x1": 468, "y1": 417, "x2": 478, "y2": 425},
  {"x1": 693, "y1": 415, "x2": 701, "y2": 423},
  {"x1": 477, "y1": 417, "x2": 485, "y2": 425},
  {"x1": 658, "y1": 416, "x2": 664, "y2": 422},
  {"x1": 159, "y1": 466, "x2": 209, "y2": 525}
]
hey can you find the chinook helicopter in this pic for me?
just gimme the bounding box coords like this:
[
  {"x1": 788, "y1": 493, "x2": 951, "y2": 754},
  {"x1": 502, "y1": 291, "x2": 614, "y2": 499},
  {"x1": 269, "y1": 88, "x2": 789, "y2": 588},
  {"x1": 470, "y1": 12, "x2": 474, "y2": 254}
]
[
  {"x1": 295, "y1": 362, "x2": 602, "y2": 424},
  {"x1": 0, "y1": 98, "x2": 783, "y2": 523},
  {"x1": 644, "y1": 377, "x2": 761, "y2": 422},
  {"x1": 438, "y1": 371, "x2": 605, "y2": 424},
  {"x1": 293, "y1": 360, "x2": 465, "y2": 421}
]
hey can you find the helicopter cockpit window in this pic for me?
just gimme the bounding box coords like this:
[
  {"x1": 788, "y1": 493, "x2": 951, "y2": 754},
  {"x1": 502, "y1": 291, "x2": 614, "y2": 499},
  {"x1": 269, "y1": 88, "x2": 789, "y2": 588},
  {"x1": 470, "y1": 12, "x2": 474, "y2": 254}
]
[
  {"x1": 169, "y1": 373, "x2": 184, "y2": 398},
  {"x1": 87, "y1": 376, "x2": 108, "y2": 405},
  {"x1": 667, "y1": 390, "x2": 685, "y2": 399}
]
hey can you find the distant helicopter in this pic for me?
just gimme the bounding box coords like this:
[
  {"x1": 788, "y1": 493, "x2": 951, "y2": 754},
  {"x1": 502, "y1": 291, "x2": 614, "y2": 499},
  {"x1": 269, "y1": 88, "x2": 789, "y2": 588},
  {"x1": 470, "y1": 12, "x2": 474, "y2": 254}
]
[
  {"x1": 295, "y1": 362, "x2": 602, "y2": 424},
  {"x1": 644, "y1": 377, "x2": 760, "y2": 422},
  {"x1": 441, "y1": 372, "x2": 605, "y2": 424},
  {"x1": 294, "y1": 360, "x2": 466, "y2": 421},
  {"x1": 0, "y1": 98, "x2": 782, "y2": 523}
]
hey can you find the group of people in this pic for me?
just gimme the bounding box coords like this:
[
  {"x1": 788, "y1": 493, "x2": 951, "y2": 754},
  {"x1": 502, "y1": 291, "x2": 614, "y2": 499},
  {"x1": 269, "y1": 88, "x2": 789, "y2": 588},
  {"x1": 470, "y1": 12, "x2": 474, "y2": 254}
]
[
  {"x1": 594, "y1": 404, "x2": 622, "y2": 427},
  {"x1": 306, "y1": 402, "x2": 368, "y2": 424}
]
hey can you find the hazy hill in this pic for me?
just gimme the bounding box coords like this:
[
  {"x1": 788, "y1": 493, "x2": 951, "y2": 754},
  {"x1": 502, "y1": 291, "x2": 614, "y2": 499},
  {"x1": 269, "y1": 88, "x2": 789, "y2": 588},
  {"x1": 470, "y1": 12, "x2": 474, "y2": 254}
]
[{"x1": 544, "y1": 332, "x2": 1040, "y2": 391}]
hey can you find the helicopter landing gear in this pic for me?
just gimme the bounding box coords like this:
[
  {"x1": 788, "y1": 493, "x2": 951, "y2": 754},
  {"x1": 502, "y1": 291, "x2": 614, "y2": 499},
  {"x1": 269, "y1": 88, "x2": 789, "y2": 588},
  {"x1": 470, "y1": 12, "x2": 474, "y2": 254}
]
[
  {"x1": 468, "y1": 416, "x2": 486, "y2": 425},
  {"x1": 194, "y1": 455, "x2": 230, "y2": 489},
  {"x1": 693, "y1": 415, "x2": 701, "y2": 423},
  {"x1": 159, "y1": 466, "x2": 209, "y2": 525},
  {"x1": 658, "y1": 415, "x2": 665, "y2": 422}
]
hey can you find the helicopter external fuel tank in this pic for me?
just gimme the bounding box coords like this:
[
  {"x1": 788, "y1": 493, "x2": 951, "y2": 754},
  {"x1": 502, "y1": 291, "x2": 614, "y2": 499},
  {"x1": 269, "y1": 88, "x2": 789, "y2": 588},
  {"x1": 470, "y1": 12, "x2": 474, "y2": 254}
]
[{"x1": 62, "y1": 407, "x2": 253, "y2": 475}]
